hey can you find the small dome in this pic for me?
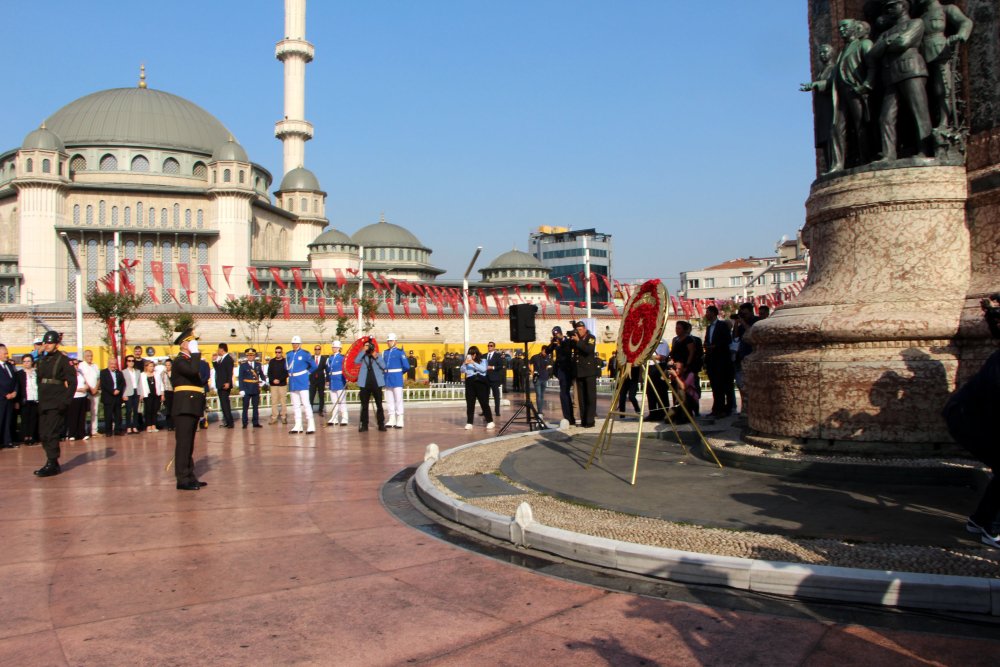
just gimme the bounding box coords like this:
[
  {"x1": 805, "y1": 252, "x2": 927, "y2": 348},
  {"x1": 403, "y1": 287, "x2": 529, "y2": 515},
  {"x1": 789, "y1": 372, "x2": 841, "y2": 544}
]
[
  {"x1": 351, "y1": 218, "x2": 428, "y2": 250},
  {"x1": 309, "y1": 228, "x2": 354, "y2": 247},
  {"x1": 484, "y1": 248, "x2": 547, "y2": 271},
  {"x1": 279, "y1": 166, "x2": 321, "y2": 191},
  {"x1": 22, "y1": 125, "x2": 65, "y2": 152},
  {"x1": 211, "y1": 137, "x2": 249, "y2": 162}
]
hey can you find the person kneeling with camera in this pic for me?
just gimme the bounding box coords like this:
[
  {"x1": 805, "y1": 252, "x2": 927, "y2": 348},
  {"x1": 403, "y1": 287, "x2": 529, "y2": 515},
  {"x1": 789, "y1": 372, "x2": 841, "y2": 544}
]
[{"x1": 665, "y1": 360, "x2": 701, "y2": 424}]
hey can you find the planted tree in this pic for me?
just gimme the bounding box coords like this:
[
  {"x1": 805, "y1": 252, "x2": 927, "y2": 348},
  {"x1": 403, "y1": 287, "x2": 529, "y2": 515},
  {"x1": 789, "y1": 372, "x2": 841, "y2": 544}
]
[
  {"x1": 153, "y1": 312, "x2": 195, "y2": 356},
  {"x1": 86, "y1": 290, "x2": 144, "y2": 363},
  {"x1": 220, "y1": 296, "x2": 280, "y2": 350}
]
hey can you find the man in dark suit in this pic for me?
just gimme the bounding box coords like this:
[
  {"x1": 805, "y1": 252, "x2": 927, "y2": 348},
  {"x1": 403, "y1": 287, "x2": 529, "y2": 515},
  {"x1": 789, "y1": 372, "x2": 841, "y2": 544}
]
[
  {"x1": 308, "y1": 344, "x2": 328, "y2": 415},
  {"x1": 171, "y1": 330, "x2": 208, "y2": 490},
  {"x1": 485, "y1": 342, "x2": 506, "y2": 417},
  {"x1": 99, "y1": 357, "x2": 126, "y2": 436},
  {"x1": 569, "y1": 321, "x2": 599, "y2": 428},
  {"x1": 704, "y1": 305, "x2": 735, "y2": 417},
  {"x1": 16, "y1": 355, "x2": 40, "y2": 444},
  {"x1": 0, "y1": 344, "x2": 18, "y2": 448},
  {"x1": 213, "y1": 343, "x2": 235, "y2": 428}
]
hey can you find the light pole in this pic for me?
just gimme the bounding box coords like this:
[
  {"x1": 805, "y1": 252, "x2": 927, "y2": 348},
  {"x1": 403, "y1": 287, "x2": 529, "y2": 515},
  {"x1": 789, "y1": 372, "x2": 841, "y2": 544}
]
[
  {"x1": 59, "y1": 232, "x2": 84, "y2": 359},
  {"x1": 463, "y1": 246, "x2": 483, "y2": 356},
  {"x1": 583, "y1": 235, "x2": 592, "y2": 318},
  {"x1": 357, "y1": 245, "x2": 364, "y2": 334}
]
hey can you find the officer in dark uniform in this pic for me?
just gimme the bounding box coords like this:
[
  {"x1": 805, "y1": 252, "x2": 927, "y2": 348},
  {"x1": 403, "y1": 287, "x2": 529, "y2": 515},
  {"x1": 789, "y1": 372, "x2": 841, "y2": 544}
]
[
  {"x1": 34, "y1": 330, "x2": 76, "y2": 477},
  {"x1": 171, "y1": 329, "x2": 207, "y2": 490},
  {"x1": 569, "y1": 321, "x2": 599, "y2": 428}
]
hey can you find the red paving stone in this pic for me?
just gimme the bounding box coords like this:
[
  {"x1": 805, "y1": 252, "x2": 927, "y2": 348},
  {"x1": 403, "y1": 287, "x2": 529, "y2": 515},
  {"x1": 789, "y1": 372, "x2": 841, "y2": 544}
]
[{"x1": 0, "y1": 403, "x2": 995, "y2": 666}]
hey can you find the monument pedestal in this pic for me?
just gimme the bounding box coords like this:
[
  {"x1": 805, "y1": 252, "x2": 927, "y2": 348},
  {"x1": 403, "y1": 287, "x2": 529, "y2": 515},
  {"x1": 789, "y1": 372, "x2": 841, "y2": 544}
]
[{"x1": 744, "y1": 166, "x2": 972, "y2": 456}]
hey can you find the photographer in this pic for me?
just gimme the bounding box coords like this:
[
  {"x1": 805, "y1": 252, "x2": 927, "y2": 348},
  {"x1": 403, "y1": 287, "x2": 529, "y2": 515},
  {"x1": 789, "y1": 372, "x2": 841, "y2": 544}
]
[
  {"x1": 461, "y1": 346, "x2": 494, "y2": 430},
  {"x1": 942, "y1": 295, "x2": 1000, "y2": 549},
  {"x1": 354, "y1": 339, "x2": 387, "y2": 432},
  {"x1": 569, "y1": 321, "x2": 599, "y2": 428},
  {"x1": 665, "y1": 359, "x2": 700, "y2": 424},
  {"x1": 544, "y1": 326, "x2": 577, "y2": 425}
]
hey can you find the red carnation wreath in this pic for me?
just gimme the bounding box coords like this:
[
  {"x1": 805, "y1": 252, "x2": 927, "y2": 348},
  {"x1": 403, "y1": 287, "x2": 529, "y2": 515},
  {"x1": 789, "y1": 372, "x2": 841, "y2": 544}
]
[
  {"x1": 616, "y1": 279, "x2": 668, "y2": 366},
  {"x1": 343, "y1": 336, "x2": 380, "y2": 383}
]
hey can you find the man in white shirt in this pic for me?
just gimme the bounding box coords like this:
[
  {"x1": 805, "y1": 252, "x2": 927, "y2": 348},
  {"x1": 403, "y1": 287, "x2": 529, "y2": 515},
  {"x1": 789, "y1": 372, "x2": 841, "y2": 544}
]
[{"x1": 79, "y1": 349, "x2": 100, "y2": 437}]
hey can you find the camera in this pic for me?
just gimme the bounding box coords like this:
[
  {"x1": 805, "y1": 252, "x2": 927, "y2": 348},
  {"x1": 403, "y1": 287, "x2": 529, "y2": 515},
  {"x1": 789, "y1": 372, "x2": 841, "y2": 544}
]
[{"x1": 365, "y1": 342, "x2": 375, "y2": 353}]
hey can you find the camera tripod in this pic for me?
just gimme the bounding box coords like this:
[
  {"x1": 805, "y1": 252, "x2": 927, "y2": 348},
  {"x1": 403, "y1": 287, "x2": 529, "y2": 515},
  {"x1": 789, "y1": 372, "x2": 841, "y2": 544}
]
[{"x1": 499, "y1": 341, "x2": 547, "y2": 434}]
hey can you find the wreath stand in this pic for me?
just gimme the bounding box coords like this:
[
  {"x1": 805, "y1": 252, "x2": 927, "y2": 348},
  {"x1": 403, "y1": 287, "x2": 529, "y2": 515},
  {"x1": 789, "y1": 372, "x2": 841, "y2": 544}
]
[
  {"x1": 585, "y1": 359, "x2": 722, "y2": 485},
  {"x1": 499, "y1": 341, "x2": 547, "y2": 434}
]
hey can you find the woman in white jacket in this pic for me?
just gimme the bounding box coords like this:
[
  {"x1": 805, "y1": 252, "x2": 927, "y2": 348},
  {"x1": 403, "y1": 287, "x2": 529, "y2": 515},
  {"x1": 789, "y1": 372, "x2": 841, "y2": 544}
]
[
  {"x1": 122, "y1": 356, "x2": 143, "y2": 434},
  {"x1": 139, "y1": 360, "x2": 164, "y2": 432}
]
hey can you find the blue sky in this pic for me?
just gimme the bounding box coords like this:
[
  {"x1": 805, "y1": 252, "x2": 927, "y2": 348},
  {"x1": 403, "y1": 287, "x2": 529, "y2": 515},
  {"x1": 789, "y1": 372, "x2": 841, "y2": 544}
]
[{"x1": 4, "y1": 1, "x2": 816, "y2": 291}]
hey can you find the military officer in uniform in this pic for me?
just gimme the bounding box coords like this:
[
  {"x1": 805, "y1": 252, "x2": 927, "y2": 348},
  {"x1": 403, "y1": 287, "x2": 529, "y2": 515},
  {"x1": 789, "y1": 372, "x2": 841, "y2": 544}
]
[
  {"x1": 34, "y1": 330, "x2": 76, "y2": 477},
  {"x1": 381, "y1": 333, "x2": 410, "y2": 428},
  {"x1": 238, "y1": 348, "x2": 264, "y2": 428},
  {"x1": 171, "y1": 329, "x2": 208, "y2": 490},
  {"x1": 325, "y1": 340, "x2": 349, "y2": 426},
  {"x1": 569, "y1": 321, "x2": 599, "y2": 428},
  {"x1": 285, "y1": 335, "x2": 317, "y2": 434}
]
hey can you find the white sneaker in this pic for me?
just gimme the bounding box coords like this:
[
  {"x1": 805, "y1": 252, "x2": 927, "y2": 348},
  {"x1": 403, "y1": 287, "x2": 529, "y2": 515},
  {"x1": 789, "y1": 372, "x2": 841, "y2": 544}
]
[
  {"x1": 386, "y1": 415, "x2": 397, "y2": 428},
  {"x1": 464, "y1": 424, "x2": 473, "y2": 430},
  {"x1": 340, "y1": 419, "x2": 348, "y2": 426},
  {"x1": 982, "y1": 531, "x2": 1000, "y2": 550},
  {"x1": 396, "y1": 415, "x2": 404, "y2": 429},
  {"x1": 486, "y1": 422, "x2": 495, "y2": 430}
]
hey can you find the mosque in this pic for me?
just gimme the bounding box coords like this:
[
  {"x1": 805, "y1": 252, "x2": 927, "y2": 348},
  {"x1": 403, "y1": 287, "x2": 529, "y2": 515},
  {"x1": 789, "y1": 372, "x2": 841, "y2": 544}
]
[{"x1": 0, "y1": 0, "x2": 558, "y2": 311}]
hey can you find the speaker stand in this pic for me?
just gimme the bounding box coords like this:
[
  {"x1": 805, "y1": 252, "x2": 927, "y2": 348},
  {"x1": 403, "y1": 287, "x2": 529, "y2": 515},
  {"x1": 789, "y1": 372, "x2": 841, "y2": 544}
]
[{"x1": 499, "y1": 341, "x2": 547, "y2": 434}]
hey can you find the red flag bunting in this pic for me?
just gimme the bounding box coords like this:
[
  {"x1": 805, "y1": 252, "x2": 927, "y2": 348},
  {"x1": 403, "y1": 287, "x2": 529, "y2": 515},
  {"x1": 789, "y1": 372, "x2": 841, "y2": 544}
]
[
  {"x1": 200, "y1": 264, "x2": 214, "y2": 291},
  {"x1": 346, "y1": 268, "x2": 359, "y2": 276},
  {"x1": 222, "y1": 265, "x2": 233, "y2": 288},
  {"x1": 177, "y1": 264, "x2": 191, "y2": 292},
  {"x1": 165, "y1": 288, "x2": 179, "y2": 305},
  {"x1": 367, "y1": 272, "x2": 382, "y2": 291},
  {"x1": 312, "y1": 268, "x2": 325, "y2": 292},
  {"x1": 270, "y1": 267, "x2": 287, "y2": 290},
  {"x1": 208, "y1": 291, "x2": 219, "y2": 308},
  {"x1": 386, "y1": 296, "x2": 395, "y2": 319},
  {"x1": 566, "y1": 275, "x2": 578, "y2": 296},
  {"x1": 318, "y1": 298, "x2": 326, "y2": 318},
  {"x1": 335, "y1": 298, "x2": 345, "y2": 319},
  {"x1": 281, "y1": 296, "x2": 291, "y2": 319},
  {"x1": 552, "y1": 278, "x2": 565, "y2": 300},
  {"x1": 146, "y1": 286, "x2": 160, "y2": 304},
  {"x1": 607, "y1": 301, "x2": 620, "y2": 317},
  {"x1": 590, "y1": 272, "x2": 600, "y2": 293},
  {"x1": 514, "y1": 285, "x2": 523, "y2": 302},
  {"x1": 401, "y1": 298, "x2": 411, "y2": 317},
  {"x1": 540, "y1": 282, "x2": 550, "y2": 301},
  {"x1": 150, "y1": 261, "x2": 165, "y2": 286},
  {"x1": 291, "y1": 267, "x2": 304, "y2": 292},
  {"x1": 334, "y1": 268, "x2": 347, "y2": 289},
  {"x1": 247, "y1": 267, "x2": 261, "y2": 291}
]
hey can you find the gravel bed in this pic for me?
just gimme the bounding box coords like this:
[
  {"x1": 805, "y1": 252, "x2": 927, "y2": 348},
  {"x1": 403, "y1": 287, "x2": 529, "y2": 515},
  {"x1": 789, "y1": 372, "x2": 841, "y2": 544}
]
[{"x1": 429, "y1": 435, "x2": 1000, "y2": 579}]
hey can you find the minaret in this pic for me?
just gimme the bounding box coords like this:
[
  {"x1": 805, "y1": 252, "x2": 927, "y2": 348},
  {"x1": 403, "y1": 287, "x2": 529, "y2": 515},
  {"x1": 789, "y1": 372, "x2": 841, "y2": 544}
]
[{"x1": 275, "y1": 0, "x2": 314, "y2": 176}]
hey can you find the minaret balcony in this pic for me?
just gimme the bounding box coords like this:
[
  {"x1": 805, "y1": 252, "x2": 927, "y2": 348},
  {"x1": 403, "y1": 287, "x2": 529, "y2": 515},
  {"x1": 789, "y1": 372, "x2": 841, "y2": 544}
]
[
  {"x1": 274, "y1": 119, "x2": 314, "y2": 140},
  {"x1": 275, "y1": 39, "x2": 315, "y2": 62}
]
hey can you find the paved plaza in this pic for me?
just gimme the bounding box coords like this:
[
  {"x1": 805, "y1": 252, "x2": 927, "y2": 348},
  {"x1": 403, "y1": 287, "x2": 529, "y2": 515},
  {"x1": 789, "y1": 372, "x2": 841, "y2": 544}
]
[{"x1": 0, "y1": 401, "x2": 997, "y2": 666}]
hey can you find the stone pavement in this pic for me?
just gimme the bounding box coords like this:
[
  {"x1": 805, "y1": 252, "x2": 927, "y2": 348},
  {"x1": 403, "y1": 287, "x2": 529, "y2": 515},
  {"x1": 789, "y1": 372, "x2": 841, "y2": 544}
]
[{"x1": 0, "y1": 401, "x2": 997, "y2": 666}]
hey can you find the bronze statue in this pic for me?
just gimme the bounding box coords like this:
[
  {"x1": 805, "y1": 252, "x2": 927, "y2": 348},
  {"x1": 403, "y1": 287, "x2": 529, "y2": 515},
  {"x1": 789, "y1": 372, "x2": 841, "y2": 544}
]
[
  {"x1": 914, "y1": 0, "x2": 973, "y2": 135},
  {"x1": 801, "y1": 44, "x2": 837, "y2": 172}
]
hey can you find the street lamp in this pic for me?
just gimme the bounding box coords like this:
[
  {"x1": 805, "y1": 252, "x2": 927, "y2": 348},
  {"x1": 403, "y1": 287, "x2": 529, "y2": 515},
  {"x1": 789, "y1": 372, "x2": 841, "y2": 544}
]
[
  {"x1": 463, "y1": 246, "x2": 483, "y2": 356},
  {"x1": 59, "y1": 232, "x2": 84, "y2": 358}
]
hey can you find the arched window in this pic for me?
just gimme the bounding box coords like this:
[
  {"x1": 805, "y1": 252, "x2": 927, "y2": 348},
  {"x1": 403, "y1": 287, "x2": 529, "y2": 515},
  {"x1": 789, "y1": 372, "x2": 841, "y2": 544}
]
[
  {"x1": 162, "y1": 158, "x2": 180, "y2": 174},
  {"x1": 162, "y1": 242, "x2": 173, "y2": 290},
  {"x1": 238, "y1": 170, "x2": 245, "y2": 184},
  {"x1": 379, "y1": 248, "x2": 385, "y2": 260},
  {"x1": 42, "y1": 159, "x2": 51, "y2": 173},
  {"x1": 314, "y1": 199, "x2": 319, "y2": 213},
  {"x1": 131, "y1": 155, "x2": 149, "y2": 172},
  {"x1": 98, "y1": 200, "x2": 106, "y2": 225},
  {"x1": 255, "y1": 177, "x2": 262, "y2": 190},
  {"x1": 184, "y1": 209, "x2": 192, "y2": 228},
  {"x1": 173, "y1": 203, "x2": 180, "y2": 227},
  {"x1": 111, "y1": 206, "x2": 119, "y2": 226},
  {"x1": 223, "y1": 169, "x2": 231, "y2": 183},
  {"x1": 136, "y1": 202, "x2": 143, "y2": 227},
  {"x1": 87, "y1": 240, "x2": 98, "y2": 291},
  {"x1": 99, "y1": 154, "x2": 117, "y2": 171},
  {"x1": 124, "y1": 206, "x2": 131, "y2": 227},
  {"x1": 143, "y1": 241, "x2": 154, "y2": 290},
  {"x1": 197, "y1": 242, "x2": 208, "y2": 299},
  {"x1": 161, "y1": 208, "x2": 168, "y2": 228},
  {"x1": 124, "y1": 239, "x2": 136, "y2": 262},
  {"x1": 179, "y1": 243, "x2": 190, "y2": 303},
  {"x1": 70, "y1": 155, "x2": 86, "y2": 173},
  {"x1": 73, "y1": 204, "x2": 81, "y2": 226},
  {"x1": 25, "y1": 158, "x2": 32, "y2": 173},
  {"x1": 196, "y1": 210, "x2": 204, "y2": 228},
  {"x1": 86, "y1": 205, "x2": 93, "y2": 226},
  {"x1": 300, "y1": 197, "x2": 307, "y2": 212},
  {"x1": 288, "y1": 198, "x2": 294, "y2": 212},
  {"x1": 193, "y1": 162, "x2": 207, "y2": 179}
]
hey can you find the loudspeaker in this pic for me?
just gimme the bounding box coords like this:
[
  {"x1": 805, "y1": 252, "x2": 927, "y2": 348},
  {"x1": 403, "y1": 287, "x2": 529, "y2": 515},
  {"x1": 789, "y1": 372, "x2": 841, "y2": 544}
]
[{"x1": 509, "y1": 304, "x2": 538, "y2": 343}]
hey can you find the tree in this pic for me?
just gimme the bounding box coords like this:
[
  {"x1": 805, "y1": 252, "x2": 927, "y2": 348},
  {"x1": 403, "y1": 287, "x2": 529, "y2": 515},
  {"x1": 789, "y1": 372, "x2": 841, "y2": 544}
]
[
  {"x1": 153, "y1": 312, "x2": 195, "y2": 356},
  {"x1": 359, "y1": 290, "x2": 379, "y2": 334},
  {"x1": 312, "y1": 316, "x2": 328, "y2": 342},
  {"x1": 86, "y1": 290, "x2": 144, "y2": 362},
  {"x1": 220, "y1": 296, "x2": 280, "y2": 350}
]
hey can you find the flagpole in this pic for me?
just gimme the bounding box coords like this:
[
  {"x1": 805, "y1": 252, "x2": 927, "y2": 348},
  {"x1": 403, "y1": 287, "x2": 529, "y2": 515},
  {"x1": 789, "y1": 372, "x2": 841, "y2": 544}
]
[
  {"x1": 357, "y1": 245, "x2": 364, "y2": 334},
  {"x1": 584, "y1": 235, "x2": 592, "y2": 319},
  {"x1": 463, "y1": 246, "x2": 483, "y2": 357}
]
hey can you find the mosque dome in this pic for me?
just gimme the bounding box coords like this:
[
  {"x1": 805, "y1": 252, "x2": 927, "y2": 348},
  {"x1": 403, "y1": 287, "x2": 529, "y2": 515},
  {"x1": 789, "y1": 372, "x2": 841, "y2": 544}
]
[
  {"x1": 484, "y1": 249, "x2": 547, "y2": 271},
  {"x1": 44, "y1": 87, "x2": 234, "y2": 155},
  {"x1": 309, "y1": 228, "x2": 354, "y2": 247},
  {"x1": 22, "y1": 125, "x2": 65, "y2": 152},
  {"x1": 351, "y1": 217, "x2": 428, "y2": 250},
  {"x1": 211, "y1": 137, "x2": 249, "y2": 162},
  {"x1": 279, "y1": 166, "x2": 321, "y2": 192}
]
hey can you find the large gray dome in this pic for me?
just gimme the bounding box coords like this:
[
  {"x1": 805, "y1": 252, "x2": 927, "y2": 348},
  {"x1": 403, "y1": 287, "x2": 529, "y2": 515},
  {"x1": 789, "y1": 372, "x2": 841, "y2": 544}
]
[
  {"x1": 351, "y1": 219, "x2": 428, "y2": 250},
  {"x1": 485, "y1": 248, "x2": 546, "y2": 271},
  {"x1": 44, "y1": 87, "x2": 234, "y2": 155},
  {"x1": 309, "y1": 228, "x2": 354, "y2": 247}
]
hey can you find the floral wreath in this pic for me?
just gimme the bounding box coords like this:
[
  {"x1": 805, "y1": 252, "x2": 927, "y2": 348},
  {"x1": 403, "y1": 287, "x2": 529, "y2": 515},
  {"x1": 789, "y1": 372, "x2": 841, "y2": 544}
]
[{"x1": 616, "y1": 279, "x2": 668, "y2": 367}]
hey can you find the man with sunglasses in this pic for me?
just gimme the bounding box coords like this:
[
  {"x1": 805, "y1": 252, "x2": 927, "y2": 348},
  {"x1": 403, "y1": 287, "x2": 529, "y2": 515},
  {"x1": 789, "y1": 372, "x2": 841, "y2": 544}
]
[{"x1": 267, "y1": 346, "x2": 288, "y2": 425}]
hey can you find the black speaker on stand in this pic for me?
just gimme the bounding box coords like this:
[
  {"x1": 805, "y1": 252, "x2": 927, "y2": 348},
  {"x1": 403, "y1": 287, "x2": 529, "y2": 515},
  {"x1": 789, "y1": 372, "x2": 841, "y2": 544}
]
[{"x1": 500, "y1": 304, "x2": 547, "y2": 434}]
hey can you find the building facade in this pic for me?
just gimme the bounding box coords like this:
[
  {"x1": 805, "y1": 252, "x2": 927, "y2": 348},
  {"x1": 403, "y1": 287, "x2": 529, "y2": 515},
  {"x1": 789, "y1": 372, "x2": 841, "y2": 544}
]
[{"x1": 528, "y1": 226, "x2": 612, "y2": 303}]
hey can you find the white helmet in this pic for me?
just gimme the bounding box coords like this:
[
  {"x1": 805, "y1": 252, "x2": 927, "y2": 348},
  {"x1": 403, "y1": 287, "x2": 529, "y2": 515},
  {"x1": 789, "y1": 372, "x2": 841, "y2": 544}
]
[
  {"x1": 291, "y1": 335, "x2": 302, "y2": 344},
  {"x1": 332, "y1": 340, "x2": 342, "y2": 348},
  {"x1": 387, "y1": 333, "x2": 397, "y2": 341}
]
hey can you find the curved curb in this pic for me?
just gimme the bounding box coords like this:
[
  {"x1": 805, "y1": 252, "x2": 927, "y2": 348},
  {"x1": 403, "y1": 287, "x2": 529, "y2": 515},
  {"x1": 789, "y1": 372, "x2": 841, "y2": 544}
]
[{"x1": 413, "y1": 435, "x2": 1000, "y2": 617}]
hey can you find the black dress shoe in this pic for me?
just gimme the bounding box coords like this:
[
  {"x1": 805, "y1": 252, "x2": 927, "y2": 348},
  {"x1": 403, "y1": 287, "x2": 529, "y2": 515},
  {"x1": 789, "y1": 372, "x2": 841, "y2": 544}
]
[
  {"x1": 253, "y1": 424, "x2": 263, "y2": 428},
  {"x1": 176, "y1": 481, "x2": 201, "y2": 491},
  {"x1": 358, "y1": 425, "x2": 368, "y2": 432},
  {"x1": 34, "y1": 460, "x2": 61, "y2": 477},
  {"x1": 377, "y1": 425, "x2": 388, "y2": 431},
  {"x1": 242, "y1": 424, "x2": 248, "y2": 429},
  {"x1": 196, "y1": 480, "x2": 208, "y2": 487}
]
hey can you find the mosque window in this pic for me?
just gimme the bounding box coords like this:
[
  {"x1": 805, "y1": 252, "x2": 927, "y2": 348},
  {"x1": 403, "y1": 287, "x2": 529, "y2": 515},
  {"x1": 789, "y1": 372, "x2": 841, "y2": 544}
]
[
  {"x1": 87, "y1": 240, "x2": 98, "y2": 291},
  {"x1": 100, "y1": 154, "x2": 117, "y2": 171},
  {"x1": 25, "y1": 158, "x2": 32, "y2": 173},
  {"x1": 86, "y1": 205, "x2": 93, "y2": 226},
  {"x1": 163, "y1": 158, "x2": 180, "y2": 175},
  {"x1": 111, "y1": 206, "x2": 118, "y2": 226},
  {"x1": 150, "y1": 207, "x2": 156, "y2": 227},
  {"x1": 379, "y1": 249, "x2": 386, "y2": 261},
  {"x1": 131, "y1": 155, "x2": 149, "y2": 172},
  {"x1": 193, "y1": 162, "x2": 207, "y2": 179},
  {"x1": 73, "y1": 205, "x2": 80, "y2": 226},
  {"x1": 70, "y1": 155, "x2": 86, "y2": 173},
  {"x1": 196, "y1": 210, "x2": 204, "y2": 228},
  {"x1": 179, "y1": 243, "x2": 190, "y2": 303},
  {"x1": 124, "y1": 240, "x2": 135, "y2": 261},
  {"x1": 185, "y1": 209, "x2": 192, "y2": 229},
  {"x1": 161, "y1": 208, "x2": 168, "y2": 228},
  {"x1": 300, "y1": 197, "x2": 307, "y2": 212},
  {"x1": 162, "y1": 242, "x2": 173, "y2": 289},
  {"x1": 197, "y1": 243, "x2": 208, "y2": 297},
  {"x1": 42, "y1": 159, "x2": 50, "y2": 173},
  {"x1": 143, "y1": 241, "x2": 154, "y2": 289},
  {"x1": 313, "y1": 199, "x2": 318, "y2": 213},
  {"x1": 288, "y1": 198, "x2": 293, "y2": 212},
  {"x1": 173, "y1": 204, "x2": 180, "y2": 227},
  {"x1": 255, "y1": 176, "x2": 261, "y2": 190},
  {"x1": 223, "y1": 169, "x2": 231, "y2": 183},
  {"x1": 124, "y1": 207, "x2": 131, "y2": 227},
  {"x1": 136, "y1": 202, "x2": 143, "y2": 227},
  {"x1": 99, "y1": 201, "x2": 106, "y2": 225},
  {"x1": 407, "y1": 249, "x2": 413, "y2": 261},
  {"x1": 239, "y1": 170, "x2": 245, "y2": 184}
]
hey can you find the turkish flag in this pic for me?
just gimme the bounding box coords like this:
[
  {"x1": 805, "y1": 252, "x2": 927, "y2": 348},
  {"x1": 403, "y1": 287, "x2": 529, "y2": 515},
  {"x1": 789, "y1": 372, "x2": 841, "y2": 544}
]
[
  {"x1": 150, "y1": 261, "x2": 164, "y2": 286},
  {"x1": 418, "y1": 297, "x2": 428, "y2": 318},
  {"x1": 165, "y1": 288, "x2": 179, "y2": 305},
  {"x1": 607, "y1": 301, "x2": 620, "y2": 317},
  {"x1": 146, "y1": 286, "x2": 160, "y2": 304},
  {"x1": 334, "y1": 268, "x2": 347, "y2": 289},
  {"x1": 291, "y1": 267, "x2": 304, "y2": 292},
  {"x1": 199, "y1": 264, "x2": 214, "y2": 291},
  {"x1": 386, "y1": 296, "x2": 395, "y2": 319},
  {"x1": 208, "y1": 291, "x2": 220, "y2": 308},
  {"x1": 177, "y1": 264, "x2": 191, "y2": 292},
  {"x1": 270, "y1": 267, "x2": 287, "y2": 290},
  {"x1": 401, "y1": 298, "x2": 411, "y2": 317},
  {"x1": 318, "y1": 298, "x2": 326, "y2": 319},
  {"x1": 247, "y1": 267, "x2": 261, "y2": 291},
  {"x1": 540, "y1": 282, "x2": 550, "y2": 301},
  {"x1": 552, "y1": 279, "x2": 564, "y2": 300},
  {"x1": 335, "y1": 298, "x2": 345, "y2": 319},
  {"x1": 281, "y1": 296, "x2": 291, "y2": 319},
  {"x1": 590, "y1": 272, "x2": 600, "y2": 293},
  {"x1": 566, "y1": 274, "x2": 578, "y2": 296},
  {"x1": 478, "y1": 289, "x2": 489, "y2": 314},
  {"x1": 513, "y1": 285, "x2": 523, "y2": 302},
  {"x1": 222, "y1": 265, "x2": 233, "y2": 287},
  {"x1": 313, "y1": 268, "x2": 325, "y2": 292},
  {"x1": 367, "y1": 272, "x2": 382, "y2": 291}
]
